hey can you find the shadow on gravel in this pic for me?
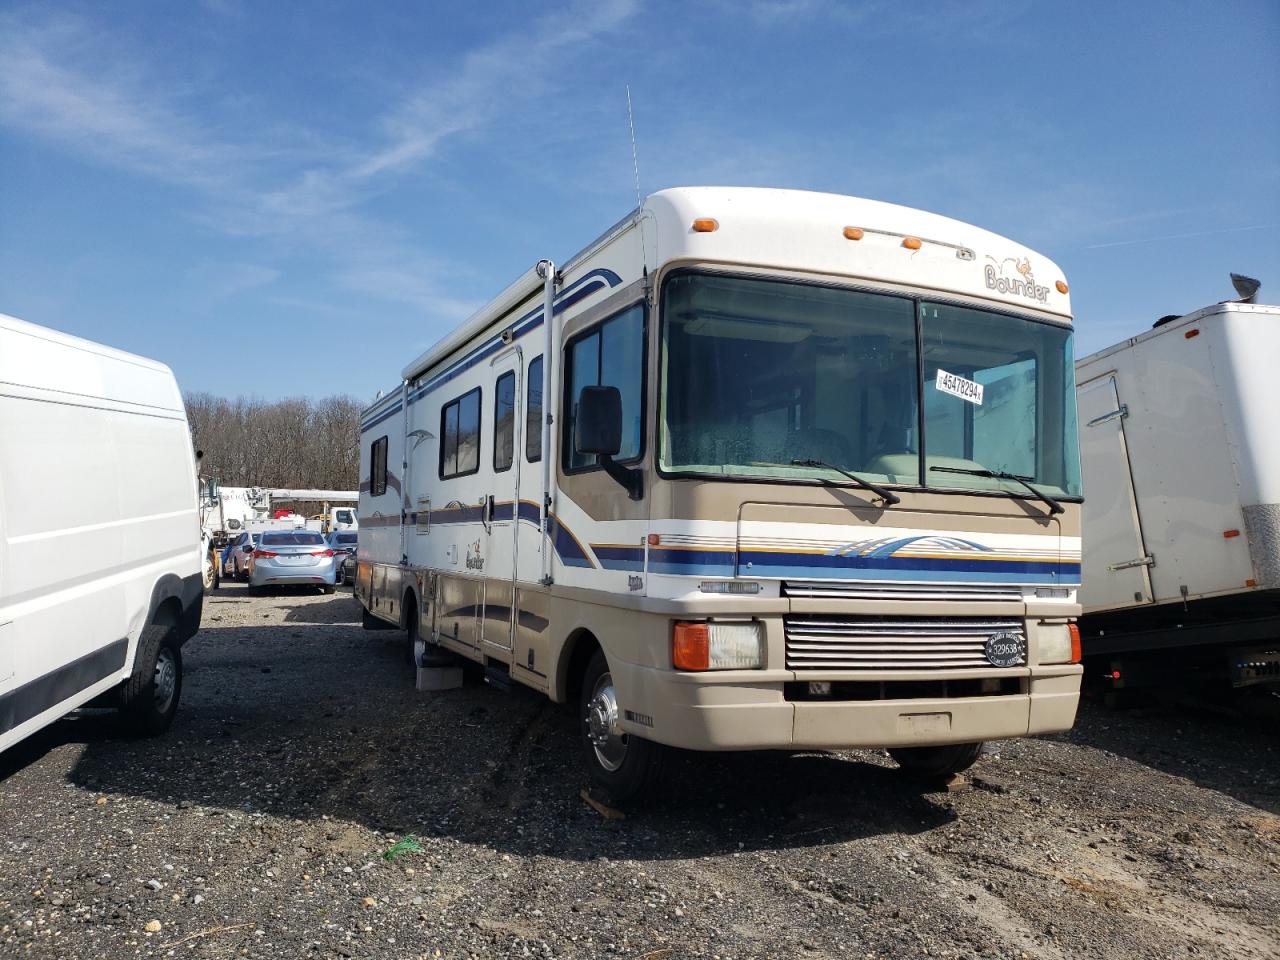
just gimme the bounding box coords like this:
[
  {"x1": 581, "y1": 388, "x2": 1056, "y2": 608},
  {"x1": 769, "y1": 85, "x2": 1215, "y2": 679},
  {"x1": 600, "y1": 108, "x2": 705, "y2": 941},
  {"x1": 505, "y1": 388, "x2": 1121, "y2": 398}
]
[
  {"x1": 49, "y1": 623, "x2": 956, "y2": 861},
  {"x1": 279, "y1": 594, "x2": 361, "y2": 624},
  {"x1": 1059, "y1": 699, "x2": 1280, "y2": 815}
]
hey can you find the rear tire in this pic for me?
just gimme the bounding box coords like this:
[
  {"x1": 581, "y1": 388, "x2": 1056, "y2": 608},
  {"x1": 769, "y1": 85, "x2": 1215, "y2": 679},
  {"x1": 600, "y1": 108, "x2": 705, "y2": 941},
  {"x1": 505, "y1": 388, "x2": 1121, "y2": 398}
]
[
  {"x1": 889, "y1": 741, "x2": 984, "y2": 778},
  {"x1": 322, "y1": 584, "x2": 336, "y2": 595},
  {"x1": 579, "y1": 649, "x2": 663, "y2": 805},
  {"x1": 118, "y1": 624, "x2": 183, "y2": 737}
]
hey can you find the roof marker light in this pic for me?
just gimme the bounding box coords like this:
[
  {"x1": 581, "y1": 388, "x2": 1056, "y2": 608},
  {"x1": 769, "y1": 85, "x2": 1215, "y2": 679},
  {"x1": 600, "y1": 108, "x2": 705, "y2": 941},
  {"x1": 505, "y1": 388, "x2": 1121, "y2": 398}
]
[
  {"x1": 1224, "y1": 529, "x2": 1241, "y2": 538},
  {"x1": 843, "y1": 226, "x2": 864, "y2": 241},
  {"x1": 1185, "y1": 329, "x2": 1200, "y2": 339},
  {"x1": 1056, "y1": 280, "x2": 1069, "y2": 294},
  {"x1": 691, "y1": 218, "x2": 718, "y2": 233},
  {"x1": 902, "y1": 236, "x2": 922, "y2": 250}
]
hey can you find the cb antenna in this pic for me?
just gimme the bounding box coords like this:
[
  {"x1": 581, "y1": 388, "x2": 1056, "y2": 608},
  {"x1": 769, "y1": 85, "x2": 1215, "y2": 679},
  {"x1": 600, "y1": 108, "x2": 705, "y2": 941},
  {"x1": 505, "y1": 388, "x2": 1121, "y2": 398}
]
[{"x1": 626, "y1": 85, "x2": 648, "y2": 277}]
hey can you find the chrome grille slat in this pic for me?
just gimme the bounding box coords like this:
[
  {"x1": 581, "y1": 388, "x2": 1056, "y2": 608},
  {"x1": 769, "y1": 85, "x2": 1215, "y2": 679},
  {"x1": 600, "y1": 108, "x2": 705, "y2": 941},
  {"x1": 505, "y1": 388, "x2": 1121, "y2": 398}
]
[
  {"x1": 783, "y1": 580, "x2": 1023, "y2": 602},
  {"x1": 785, "y1": 614, "x2": 1026, "y2": 670}
]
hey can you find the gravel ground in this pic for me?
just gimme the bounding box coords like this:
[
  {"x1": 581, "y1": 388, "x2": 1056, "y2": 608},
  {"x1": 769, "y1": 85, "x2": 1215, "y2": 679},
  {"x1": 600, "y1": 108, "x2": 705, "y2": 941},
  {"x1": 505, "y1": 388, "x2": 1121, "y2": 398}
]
[{"x1": 2, "y1": 583, "x2": 1278, "y2": 960}]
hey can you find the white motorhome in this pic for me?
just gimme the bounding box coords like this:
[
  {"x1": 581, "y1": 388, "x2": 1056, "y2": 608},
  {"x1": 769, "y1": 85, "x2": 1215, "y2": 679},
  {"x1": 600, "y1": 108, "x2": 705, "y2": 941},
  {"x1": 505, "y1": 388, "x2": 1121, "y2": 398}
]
[
  {"x1": 0, "y1": 314, "x2": 203, "y2": 753},
  {"x1": 1077, "y1": 284, "x2": 1280, "y2": 690},
  {"x1": 357, "y1": 187, "x2": 1084, "y2": 801}
]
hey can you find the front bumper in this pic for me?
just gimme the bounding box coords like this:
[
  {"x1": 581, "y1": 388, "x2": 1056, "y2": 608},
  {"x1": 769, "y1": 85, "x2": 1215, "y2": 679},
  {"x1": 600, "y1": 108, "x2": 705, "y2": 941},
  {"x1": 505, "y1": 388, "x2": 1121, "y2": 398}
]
[{"x1": 610, "y1": 660, "x2": 1081, "y2": 752}]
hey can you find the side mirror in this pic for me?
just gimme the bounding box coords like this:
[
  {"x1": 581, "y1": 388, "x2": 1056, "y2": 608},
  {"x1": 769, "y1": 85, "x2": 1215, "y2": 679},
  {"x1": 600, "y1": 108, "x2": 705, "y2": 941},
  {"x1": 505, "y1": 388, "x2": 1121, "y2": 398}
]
[
  {"x1": 242, "y1": 544, "x2": 254, "y2": 553},
  {"x1": 574, "y1": 385, "x2": 642, "y2": 500},
  {"x1": 574, "y1": 385, "x2": 623, "y2": 456}
]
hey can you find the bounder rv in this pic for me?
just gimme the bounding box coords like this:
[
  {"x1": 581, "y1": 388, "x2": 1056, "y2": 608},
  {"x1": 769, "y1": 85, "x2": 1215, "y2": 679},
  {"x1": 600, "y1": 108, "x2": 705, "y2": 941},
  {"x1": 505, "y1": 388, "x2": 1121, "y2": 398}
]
[{"x1": 356, "y1": 187, "x2": 1083, "y2": 801}]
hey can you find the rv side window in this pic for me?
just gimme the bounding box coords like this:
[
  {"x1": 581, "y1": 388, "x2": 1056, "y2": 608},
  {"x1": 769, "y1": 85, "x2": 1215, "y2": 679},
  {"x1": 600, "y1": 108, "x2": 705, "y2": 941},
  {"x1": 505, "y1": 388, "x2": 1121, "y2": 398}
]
[
  {"x1": 563, "y1": 304, "x2": 646, "y2": 472},
  {"x1": 440, "y1": 388, "x2": 482, "y2": 479},
  {"x1": 494, "y1": 371, "x2": 515, "y2": 473},
  {"x1": 370, "y1": 436, "x2": 388, "y2": 496},
  {"x1": 526, "y1": 356, "x2": 543, "y2": 463}
]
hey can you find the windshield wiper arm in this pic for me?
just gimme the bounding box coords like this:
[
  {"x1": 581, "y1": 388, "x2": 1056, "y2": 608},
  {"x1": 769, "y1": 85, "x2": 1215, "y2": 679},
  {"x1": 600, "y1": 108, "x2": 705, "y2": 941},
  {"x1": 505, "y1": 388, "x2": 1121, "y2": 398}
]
[
  {"x1": 791, "y1": 458, "x2": 901, "y2": 506},
  {"x1": 930, "y1": 465, "x2": 1064, "y2": 515}
]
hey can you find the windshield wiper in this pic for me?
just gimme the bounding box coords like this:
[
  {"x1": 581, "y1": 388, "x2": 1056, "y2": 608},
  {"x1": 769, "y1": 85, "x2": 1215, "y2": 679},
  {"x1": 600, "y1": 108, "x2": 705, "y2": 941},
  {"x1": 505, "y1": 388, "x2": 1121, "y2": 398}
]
[
  {"x1": 930, "y1": 465, "x2": 1064, "y2": 515},
  {"x1": 791, "y1": 458, "x2": 901, "y2": 506}
]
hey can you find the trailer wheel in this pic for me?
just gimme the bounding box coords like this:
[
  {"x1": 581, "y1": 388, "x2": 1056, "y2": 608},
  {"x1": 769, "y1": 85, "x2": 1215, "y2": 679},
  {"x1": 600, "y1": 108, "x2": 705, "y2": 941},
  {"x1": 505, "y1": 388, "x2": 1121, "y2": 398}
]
[
  {"x1": 579, "y1": 649, "x2": 663, "y2": 805},
  {"x1": 889, "y1": 741, "x2": 984, "y2": 778},
  {"x1": 118, "y1": 624, "x2": 183, "y2": 736}
]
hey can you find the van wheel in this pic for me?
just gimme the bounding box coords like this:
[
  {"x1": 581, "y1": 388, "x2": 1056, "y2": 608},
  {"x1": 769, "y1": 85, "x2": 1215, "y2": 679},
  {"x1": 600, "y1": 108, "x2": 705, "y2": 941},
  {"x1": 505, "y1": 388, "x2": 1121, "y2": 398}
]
[
  {"x1": 118, "y1": 624, "x2": 183, "y2": 736},
  {"x1": 580, "y1": 649, "x2": 663, "y2": 805},
  {"x1": 889, "y1": 742, "x2": 984, "y2": 778}
]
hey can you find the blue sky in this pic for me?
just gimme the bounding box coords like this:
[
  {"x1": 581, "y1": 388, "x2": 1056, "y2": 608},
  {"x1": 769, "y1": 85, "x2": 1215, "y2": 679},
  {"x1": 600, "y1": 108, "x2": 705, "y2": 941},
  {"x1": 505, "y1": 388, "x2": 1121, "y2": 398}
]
[{"x1": 2, "y1": 0, "x2": 1277, "y2": 401}]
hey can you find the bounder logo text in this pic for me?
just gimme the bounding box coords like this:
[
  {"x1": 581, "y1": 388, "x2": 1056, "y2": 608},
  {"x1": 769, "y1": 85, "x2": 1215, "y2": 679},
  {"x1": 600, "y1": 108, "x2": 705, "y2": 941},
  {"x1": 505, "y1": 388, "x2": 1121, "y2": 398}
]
[{"x1": 985, "y1": 256, "x2": 1050, "y2": 303}]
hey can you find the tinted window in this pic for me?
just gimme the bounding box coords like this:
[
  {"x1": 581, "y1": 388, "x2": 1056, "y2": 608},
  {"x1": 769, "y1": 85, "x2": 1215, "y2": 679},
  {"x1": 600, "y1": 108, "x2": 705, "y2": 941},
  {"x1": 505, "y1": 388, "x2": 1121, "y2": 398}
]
[
  {"x1": 494, "y1": 371, "x2": 515, "y2": 472},
  {"x1": 440, "y1": 388, "x2": 481, "y2": 479},
  {"x1": 370, "y1": 435, "x2": 388, "y2": 496},
  {"x1": 261, "y1": 532, "x2": 326, "y2": 546},
  {"x1": 336, "y1": 533, "x2": 358, "y2": 545},
  {"x1": 564, "y1": 304, "x2": 645, "y2": 471},
  {"x1": 526, "y1": 355, "x2": 543, "y2": 463}
]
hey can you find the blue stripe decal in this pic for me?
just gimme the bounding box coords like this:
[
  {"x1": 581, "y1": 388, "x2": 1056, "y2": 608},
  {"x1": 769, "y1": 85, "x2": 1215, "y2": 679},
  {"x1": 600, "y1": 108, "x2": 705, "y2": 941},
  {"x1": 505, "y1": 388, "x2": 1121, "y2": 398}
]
[{"x1": 361, "y1": 401, "x2": 403, "y2": 432}]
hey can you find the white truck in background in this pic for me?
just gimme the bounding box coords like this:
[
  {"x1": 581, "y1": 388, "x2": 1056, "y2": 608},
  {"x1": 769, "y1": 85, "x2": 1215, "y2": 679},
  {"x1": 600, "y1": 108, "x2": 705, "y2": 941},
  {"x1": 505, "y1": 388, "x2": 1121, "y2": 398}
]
[
  {"x1": 1076, "y1": 276, "x2": 1280, "y2": 692},
  {"x1": 0, "y1": 313, "x2": 204, "y2": 753}
]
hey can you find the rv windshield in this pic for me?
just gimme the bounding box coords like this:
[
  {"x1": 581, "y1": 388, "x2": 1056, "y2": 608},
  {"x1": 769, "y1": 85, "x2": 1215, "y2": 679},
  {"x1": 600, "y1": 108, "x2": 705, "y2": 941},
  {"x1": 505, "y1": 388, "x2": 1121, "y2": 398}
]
[{"x1": 659, "y1": 272, "x2": 1081, "y2": 498}]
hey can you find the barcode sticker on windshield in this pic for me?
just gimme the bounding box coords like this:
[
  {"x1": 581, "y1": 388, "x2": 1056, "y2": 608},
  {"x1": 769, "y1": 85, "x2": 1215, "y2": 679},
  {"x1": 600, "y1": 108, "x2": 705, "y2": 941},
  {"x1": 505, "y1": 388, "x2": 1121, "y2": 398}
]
[{"x1": 935, "y1": 369, "x2": 984, "y2": 405}]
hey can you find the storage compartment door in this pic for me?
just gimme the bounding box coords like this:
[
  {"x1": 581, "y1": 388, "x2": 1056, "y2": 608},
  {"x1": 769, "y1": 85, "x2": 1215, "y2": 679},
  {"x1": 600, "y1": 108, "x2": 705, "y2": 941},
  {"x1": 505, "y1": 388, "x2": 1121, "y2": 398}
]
[{"x1": 1078, "y1": 374, "x2": 1153, "y2": 612}]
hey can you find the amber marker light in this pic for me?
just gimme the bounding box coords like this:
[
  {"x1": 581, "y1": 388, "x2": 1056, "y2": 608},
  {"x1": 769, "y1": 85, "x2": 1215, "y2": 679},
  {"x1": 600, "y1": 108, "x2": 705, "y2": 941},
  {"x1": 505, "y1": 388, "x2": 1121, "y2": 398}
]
[
  {"x1": 691, "y1": 218, "x2": 719, "y2": 233},
  {"x1": 1068, "y1": 623, "x2": 1082, "y2": 664},
  {"x1": 672, "y1": 622, "x2": 710, "y2": 671},
  {"x1": 1185, "y1": 329, "x2": 1200, "y2": 339},
  {"x1": 647, "y1": 533, "x2": 661, "y2": 546},
  {"x1": 843, "y1": 226, "x2": 864, "y2": 240},
  {"x1": 1056, "y1": 280, "x2": 1069, "y2": 294},
  {"x1": 1224, "y1": 529, "x2": 1241, "y2": 538},
  {"x1": 901, "y1": 236, "x2": 922, "y2": 250}
]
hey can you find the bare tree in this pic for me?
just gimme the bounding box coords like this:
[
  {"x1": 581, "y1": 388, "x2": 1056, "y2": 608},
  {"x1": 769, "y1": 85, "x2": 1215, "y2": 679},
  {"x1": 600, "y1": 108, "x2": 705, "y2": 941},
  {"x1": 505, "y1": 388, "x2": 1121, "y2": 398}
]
[{"x1": 187, "y1": 393, "x2": 362, "y2": 490}]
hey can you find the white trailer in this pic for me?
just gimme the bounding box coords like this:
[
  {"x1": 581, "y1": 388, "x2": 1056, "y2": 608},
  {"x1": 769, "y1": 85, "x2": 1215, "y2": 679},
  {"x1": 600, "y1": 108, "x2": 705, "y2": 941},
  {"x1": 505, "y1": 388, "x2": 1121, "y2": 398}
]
[
  {"x1": 357, "y1": 187, "x2": 1085, "y2": 802},
  {"x1": 0, "y1": 314, "x2": 204, "y2": 753},
  {"x1": 1076, "y1": 284, "x2": 1280, "y2": 689}
]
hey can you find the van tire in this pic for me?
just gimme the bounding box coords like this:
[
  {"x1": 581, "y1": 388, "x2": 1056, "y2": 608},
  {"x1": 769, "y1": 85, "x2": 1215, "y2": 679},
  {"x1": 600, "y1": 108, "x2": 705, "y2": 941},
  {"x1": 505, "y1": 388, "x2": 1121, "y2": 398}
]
[
  {"x1": 889, "y1": 741, "x2": 984, "y2": 778},
  {"x1": 118, "y1": 624, "x2": 183, "y2": 737},
  {"x1": 579, "y1": 649, "x2": 663, "y2": 805}
]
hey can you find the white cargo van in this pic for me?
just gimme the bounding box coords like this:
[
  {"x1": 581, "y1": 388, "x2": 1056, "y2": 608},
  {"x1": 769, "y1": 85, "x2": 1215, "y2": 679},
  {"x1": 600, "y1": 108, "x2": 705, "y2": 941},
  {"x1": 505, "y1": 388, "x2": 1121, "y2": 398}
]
[
  {"x1": 1077, "y1": 280, "x2": 1280, "y2": 690},
  {"x1": 0, "y1": 313, "x2": 204, "y2": 753}
]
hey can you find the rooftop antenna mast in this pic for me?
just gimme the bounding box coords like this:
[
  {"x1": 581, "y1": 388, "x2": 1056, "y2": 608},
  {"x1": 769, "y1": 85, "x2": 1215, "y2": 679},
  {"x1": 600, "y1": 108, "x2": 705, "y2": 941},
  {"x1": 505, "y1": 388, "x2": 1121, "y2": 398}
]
[{"x1": 626, "y1": 85, "x2": 649, "y2": 277}]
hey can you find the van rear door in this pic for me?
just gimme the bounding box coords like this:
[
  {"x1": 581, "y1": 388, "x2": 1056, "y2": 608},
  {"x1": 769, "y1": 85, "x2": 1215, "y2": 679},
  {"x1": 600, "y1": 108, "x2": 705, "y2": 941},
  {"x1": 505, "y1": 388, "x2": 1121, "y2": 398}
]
[{"x1": 1078, "y1": 373, "x2": 1153, "y2": 612}]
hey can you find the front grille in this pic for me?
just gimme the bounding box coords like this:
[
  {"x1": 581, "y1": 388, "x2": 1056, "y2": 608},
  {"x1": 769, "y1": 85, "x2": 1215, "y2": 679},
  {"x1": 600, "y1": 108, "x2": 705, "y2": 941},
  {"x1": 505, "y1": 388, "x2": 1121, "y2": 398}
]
[
  {"x1": 784, "y1": 615, "x2": 1026, "y2": 670},
  {"x1": 782, "y1": 580, "x2": 1023, "y2": 602}
]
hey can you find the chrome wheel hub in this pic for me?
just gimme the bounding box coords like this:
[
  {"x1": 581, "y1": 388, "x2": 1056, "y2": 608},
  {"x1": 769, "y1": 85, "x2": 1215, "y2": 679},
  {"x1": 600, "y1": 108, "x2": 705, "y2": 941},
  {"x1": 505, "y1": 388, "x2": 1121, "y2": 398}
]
[
  {"x1": 153, "y1": 648, "x2": 177, "y2": 713},
  {"x1": 586, "y1": 672, "x2": 627, "y2": 772}
]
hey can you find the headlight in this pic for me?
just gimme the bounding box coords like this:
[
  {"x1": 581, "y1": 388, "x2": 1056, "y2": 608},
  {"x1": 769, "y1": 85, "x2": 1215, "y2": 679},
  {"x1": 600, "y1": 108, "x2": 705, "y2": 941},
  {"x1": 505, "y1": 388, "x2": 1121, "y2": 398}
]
[
  {"x1": 672, "y1": 620, "x2": 764, "y2": 671},
  {"x1": 1039, "y1": 623, "x2": 1081, "y2": 664}
]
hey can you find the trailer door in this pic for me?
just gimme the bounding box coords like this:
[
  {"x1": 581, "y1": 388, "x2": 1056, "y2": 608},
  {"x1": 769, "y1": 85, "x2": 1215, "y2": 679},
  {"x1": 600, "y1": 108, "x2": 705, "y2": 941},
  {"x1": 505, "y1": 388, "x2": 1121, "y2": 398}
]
[
  {"x1": 482, "y1": 353, "x2": 521, "y2": 653},
  {"x1": 1078, "y1": 373, "x2": 1154, "y2": 612}
]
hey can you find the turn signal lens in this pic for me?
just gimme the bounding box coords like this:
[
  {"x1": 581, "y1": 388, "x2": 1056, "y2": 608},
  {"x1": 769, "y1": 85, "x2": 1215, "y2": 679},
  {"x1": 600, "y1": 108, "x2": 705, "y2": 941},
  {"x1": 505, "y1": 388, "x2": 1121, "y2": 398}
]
[
  {"x1": 1069, "y1": 623, "x2": 1082, "y2": 663},
  {"x1": 843, "y1": 226, "x2": 865, "y2": 240},
  {"x1": 1055, "y1": 280, "x2": 1069, "y2": 294},
  {"x1": 252, "y1": 550, "x2": 278, "y2": 559},
  {"x1": 673, "y1": 623, "x2": 710, "y2": 671},
  {"x1": 902, "y1": 236, "x2": 922, "y2": 250},
  {"x1": 691, "y1": 218, "x2": 719, "y2": 233}
]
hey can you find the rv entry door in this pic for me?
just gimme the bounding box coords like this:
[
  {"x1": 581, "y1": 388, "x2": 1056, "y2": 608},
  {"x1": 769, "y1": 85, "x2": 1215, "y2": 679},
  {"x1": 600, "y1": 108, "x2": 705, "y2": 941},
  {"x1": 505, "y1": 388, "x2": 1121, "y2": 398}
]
[{"x1": 482, "y1": 352, "x2": 522, "y2": 653}]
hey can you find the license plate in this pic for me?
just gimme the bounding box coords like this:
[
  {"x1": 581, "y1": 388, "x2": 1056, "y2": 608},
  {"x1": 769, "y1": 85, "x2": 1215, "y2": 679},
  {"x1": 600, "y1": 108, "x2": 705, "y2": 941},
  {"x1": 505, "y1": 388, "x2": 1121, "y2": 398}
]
[
  {"x1": 898, "y1": 712, "x2": 951, "y2": 737},
  {"x1": 278, "y1": 555, "x2": 313, "y2": 566}
]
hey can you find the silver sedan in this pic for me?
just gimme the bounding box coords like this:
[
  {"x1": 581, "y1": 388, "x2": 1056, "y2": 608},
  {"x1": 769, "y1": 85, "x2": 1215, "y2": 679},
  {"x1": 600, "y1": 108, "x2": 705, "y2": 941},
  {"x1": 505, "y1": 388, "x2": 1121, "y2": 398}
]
[{"x1": 247, "y1": 531, "x2": 338, "y2": 594}]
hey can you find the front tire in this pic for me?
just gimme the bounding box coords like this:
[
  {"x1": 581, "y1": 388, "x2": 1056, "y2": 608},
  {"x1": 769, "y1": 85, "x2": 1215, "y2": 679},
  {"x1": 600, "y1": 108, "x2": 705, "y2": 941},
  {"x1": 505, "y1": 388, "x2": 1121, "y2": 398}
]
[
  {"x1": 118, "y1": 624, "x2": 183, "y2": 736},
  {"x1": 579, "y1": 649, "x2": 663, "y2": 805},
  {"x1": 889, "y1": 741, "x2": 984, "y2": 778}
]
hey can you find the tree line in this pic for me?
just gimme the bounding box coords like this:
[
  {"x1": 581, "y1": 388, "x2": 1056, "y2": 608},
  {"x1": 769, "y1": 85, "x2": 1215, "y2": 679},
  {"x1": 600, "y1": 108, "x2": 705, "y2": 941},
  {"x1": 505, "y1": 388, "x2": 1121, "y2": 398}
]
[{"x1": 185, "y1": 393, "x2": 363, "y2": 491}]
